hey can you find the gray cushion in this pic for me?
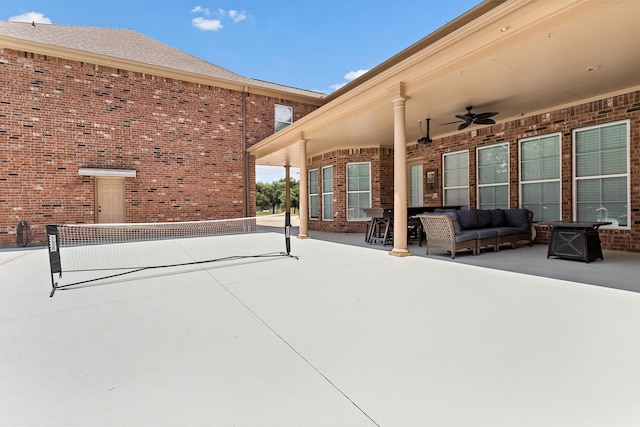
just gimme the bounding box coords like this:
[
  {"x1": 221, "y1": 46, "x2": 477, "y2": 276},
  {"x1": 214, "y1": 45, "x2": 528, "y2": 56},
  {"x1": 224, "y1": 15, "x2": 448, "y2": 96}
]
[
  {"x1": 438, "y1": 211, "x2": 462, "y2": 234},
  {"x1": 490, "y1": 209, "x2": 507, "y2": 227},
  {"x1": 456, "y1": 209, "x2": 479, "y2": 230},
  {"x1": 475, "y1": 209, "x2": 492, "y2": 228},
  {"x1": 475, "y1": 228, "x2": 498, "y2": 239},
  {"x1": 494, "y1": 227, "x2": 529, "y2": 236},
  {"x1": 454, "y1": 230, "x2": 478, "y2": 243},
  {"x1": 504, "y1": 209, "x2": 531, "y2": 228}
]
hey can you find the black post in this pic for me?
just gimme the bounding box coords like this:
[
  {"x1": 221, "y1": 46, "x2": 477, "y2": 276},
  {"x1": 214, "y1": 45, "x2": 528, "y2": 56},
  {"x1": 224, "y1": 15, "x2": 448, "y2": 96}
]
[
  {"x1": 285, "y1": 212, "x2": 291, "y2": 256},
  {"x1": 46, "y1": 225, "x2": 61, "y2": 297}
]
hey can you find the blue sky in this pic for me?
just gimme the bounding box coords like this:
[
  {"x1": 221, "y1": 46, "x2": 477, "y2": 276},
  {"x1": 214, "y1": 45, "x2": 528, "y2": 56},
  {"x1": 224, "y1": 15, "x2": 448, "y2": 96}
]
[{"x1": 2, "y1": 0, "x2": 482, "y2": 182}]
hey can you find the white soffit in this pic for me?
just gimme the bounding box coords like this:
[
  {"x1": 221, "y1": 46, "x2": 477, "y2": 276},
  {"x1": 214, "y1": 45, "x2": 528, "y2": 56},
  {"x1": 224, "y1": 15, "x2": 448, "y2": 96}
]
[{"x1": 78, "y1": 168, "x2": 137, "y2": 178}]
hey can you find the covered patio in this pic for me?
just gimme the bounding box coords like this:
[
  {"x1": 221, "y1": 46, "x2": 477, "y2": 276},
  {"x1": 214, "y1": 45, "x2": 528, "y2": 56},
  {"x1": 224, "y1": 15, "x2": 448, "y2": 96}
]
[{"x1": 249, "y1": 0, "x2": 640, "y2": 254}]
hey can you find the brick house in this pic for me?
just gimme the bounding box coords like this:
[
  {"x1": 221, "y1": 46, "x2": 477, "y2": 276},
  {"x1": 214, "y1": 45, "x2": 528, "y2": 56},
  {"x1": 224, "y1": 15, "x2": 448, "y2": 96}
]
[
  {"x1": 0, "y1": 22, "x2": 323, "y2": 246},
  {"x1": 250, "y1": 0, "x2": 640, "y2": 253},
  {"x1": 3, "y1": 0, "x2": 640, "y2": 254}
]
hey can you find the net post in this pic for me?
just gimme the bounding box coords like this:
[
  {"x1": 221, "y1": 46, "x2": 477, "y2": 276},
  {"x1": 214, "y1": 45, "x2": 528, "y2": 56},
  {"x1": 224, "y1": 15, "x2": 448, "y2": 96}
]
[
  {"x1": 285, "y1": 212, "x2": 291, "y2": 256},
  {"x1": 47, "y1": 225, "x2": 61, "y2": 297}
]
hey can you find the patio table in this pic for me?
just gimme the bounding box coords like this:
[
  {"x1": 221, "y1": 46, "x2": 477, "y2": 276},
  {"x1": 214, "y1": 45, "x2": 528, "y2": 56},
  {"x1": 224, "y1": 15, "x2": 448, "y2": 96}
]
[
  {"x1": 363, "y1": 206, "x2": 461, "y2": 246},
  {"x1": 540, "y1": 221, "x2": 611, "y2": 263}
]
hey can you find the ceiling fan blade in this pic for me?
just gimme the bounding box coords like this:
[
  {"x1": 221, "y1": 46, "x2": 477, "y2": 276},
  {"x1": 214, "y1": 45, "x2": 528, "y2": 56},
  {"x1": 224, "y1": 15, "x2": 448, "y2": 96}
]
[
  {"x1": 440, "y1": 120, "x2": 463, "y2": 126},
  {"x1": 474, "y1": 118, "x2": 496, "y2": 125},
  {"x1": 455, "y1": 114, "x2": 473, "y2": 121},
  {"x1": 458, "y1": 122, "x2": 471, "y2": 131},
  {"x1": 474, "y1": 112, "x2": 498, "y2": 120}
]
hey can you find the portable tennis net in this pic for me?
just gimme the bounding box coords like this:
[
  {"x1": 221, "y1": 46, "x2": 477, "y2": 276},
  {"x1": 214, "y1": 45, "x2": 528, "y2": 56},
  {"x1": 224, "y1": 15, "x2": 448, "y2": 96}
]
[{"x1": 47, "y1": 215, "x2": 295, "y2": 297}]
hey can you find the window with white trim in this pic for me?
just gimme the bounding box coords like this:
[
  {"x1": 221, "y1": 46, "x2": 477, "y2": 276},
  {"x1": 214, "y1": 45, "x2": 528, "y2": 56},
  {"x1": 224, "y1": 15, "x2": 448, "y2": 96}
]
[
  {"x1": 519, "y1": 134, "x2": 561, "y2": 221},
  {"x1": 574, "y1": 120, "x2": 629, "y2": 227},
  {"x1": 346, "y1": 162, "x2": 371, "y2": 221},
  {"x1": 322, "y1": 166, "x2": 334, "y2": 220},
  {"x1": 275, "y1": 104, "x2": 292, "y2": 132},
  {"x1": 408, "y1": 162, "x2": 423, "y2": 207},
  {"x1": 477, "y1": 143, "x2": 509, "y2": 209},
  {"x1": 443, "y1": 150, "x2": 469, "y2": 209},
  {"x1": 309, "y1": 169, "x2": 318, "y2": 219}
]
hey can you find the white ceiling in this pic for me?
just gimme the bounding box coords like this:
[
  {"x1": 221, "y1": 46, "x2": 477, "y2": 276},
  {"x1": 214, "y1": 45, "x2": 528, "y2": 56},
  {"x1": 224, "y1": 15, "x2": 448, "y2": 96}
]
[{"x1": 250, "y1": 0, "x2": 640, "y2": 167}]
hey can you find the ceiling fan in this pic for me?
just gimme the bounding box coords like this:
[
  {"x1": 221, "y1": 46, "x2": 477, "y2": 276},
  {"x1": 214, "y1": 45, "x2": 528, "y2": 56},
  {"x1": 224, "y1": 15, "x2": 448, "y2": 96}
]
[{"x1": 443, "y1": 106, "x2": 498, "y2": 130}]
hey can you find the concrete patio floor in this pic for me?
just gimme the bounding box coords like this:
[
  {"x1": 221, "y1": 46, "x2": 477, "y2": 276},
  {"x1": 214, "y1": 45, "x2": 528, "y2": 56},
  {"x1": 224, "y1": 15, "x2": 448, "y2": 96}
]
[
  {"x1": 265, "y1": 213, "x2": 640, "y2": 294},
  {"x1": 308, "y1": 228, "x2": 640, "y2": 294},
  {"x1": 2, "y1": 219, "x2": 640, "y2": 426}
]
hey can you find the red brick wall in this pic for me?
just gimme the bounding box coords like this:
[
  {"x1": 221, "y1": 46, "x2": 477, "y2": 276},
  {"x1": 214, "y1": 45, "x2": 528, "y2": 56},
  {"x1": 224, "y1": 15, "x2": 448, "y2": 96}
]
[
  {"x1": 0, "y1": 48, "x2": 318, "y2": 246},
  {"x1": 308, "y1": 147, "x2": 393, "y2": 233},
  {"x1": 308, "y1": 91, "x2": 640, "y2": 252}
]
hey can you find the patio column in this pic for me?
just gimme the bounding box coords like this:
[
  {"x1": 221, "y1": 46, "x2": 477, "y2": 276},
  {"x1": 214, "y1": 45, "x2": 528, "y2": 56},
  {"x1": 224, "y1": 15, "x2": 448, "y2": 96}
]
[
  {"x1": 389, "y1": 84, "x2": 411, "y2": 257},
  {"x1": 298, "y1": 135, "x2": 309, "y2": 239}
]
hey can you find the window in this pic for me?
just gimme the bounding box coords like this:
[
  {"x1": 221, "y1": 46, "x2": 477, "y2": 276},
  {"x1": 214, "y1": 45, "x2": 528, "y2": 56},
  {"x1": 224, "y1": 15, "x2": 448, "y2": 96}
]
[
  {"x1": 443, "y1": 150, "x2": 469, "y2": 209},
  {"x1": 346, "y1": 162, "x2": 371, "y2": 221},
  {"x1": 275, "y1": 104, "x2": 292, "y2": 132},
  {"x1": 477, "y1": 143, "x2": 509, "y2": 209},
  {"x1": 519, "y1": 134, "x2": 561, "y2": 221},
  {"x1": 408, "y1": 162, "x2": 423, "y2": 207},
  {"x1": 574, "y1": 121, "x2": 629, "y2": 227},
  {"x1": 309, "y1": 169, "x2": 318, "y2": 219},
  {"x1": 322, "y1": 166, "x2": 334, "y2": 220}
]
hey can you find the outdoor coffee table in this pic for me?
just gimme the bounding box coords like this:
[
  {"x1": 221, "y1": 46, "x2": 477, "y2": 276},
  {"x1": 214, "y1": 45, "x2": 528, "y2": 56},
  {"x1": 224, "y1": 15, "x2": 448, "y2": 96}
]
[{"x1": 541, "y1": 221, "x2": 611, "y2": 263}]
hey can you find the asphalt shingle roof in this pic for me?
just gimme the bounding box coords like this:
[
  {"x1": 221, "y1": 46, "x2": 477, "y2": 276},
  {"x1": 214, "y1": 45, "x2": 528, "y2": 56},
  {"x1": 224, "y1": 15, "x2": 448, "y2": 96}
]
[{"x1": 0, "y1": 21, "x2": 324, "y2": 99}]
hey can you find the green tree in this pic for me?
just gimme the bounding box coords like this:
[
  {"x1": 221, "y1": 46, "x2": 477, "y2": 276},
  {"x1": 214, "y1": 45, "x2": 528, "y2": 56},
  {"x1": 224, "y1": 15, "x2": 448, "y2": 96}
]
[
  {"x1": 256, "y1": 181, "x2": 283, "y2": 213},
  {"x1": 256, "y1": 178, "x2": 300, "y2": 214},
  {"x1": 278, "y1": 178, "x2": 299, "y2": 213}
]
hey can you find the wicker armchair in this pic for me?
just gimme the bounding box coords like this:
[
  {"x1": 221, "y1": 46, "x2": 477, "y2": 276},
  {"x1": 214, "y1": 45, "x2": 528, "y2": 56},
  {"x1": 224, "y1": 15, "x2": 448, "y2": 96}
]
[{"x1": 417, "y1": 214, "x2": 477, "y2": 259}]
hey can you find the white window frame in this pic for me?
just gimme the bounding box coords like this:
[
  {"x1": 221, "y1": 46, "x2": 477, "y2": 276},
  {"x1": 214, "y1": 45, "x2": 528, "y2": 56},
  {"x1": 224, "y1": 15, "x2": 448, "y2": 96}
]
[
  {"x1": 346, "y1": 162, "x2": 371, "y2": 221},
  {"x1": 477, "y1": 143, "x2": 510, "y2": 209},
  {"x1": 442, "y1": 150, "x2": 469, "y2": 209},
  {"x1": 275, "y1": 104, "x2": 292, "y2": 132},
  {"x1": 309, "y1": 168, "x2": 319, "y2": 220},
  {"x1": 572, "y1": 120, "x2": 630, "y2": 229},
  {"x1": 408, "y1": 160, "x2": 423, "y2": 207},
  {"x1": 322, "y1": 165, "x2": 334, "y2": 221},
  {"x1": 519, "y1": 133, "x2": 562, "y2": 221}
]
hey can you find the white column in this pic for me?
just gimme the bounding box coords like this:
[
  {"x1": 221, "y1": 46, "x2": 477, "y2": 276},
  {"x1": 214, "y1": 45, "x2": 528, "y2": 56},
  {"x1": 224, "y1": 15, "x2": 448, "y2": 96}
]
[
  {"x1": 390, "y1": 85, "x2": 411, "y2": 257},
  {"x1": 298, "y1": 136, "x2": 309, "y2": 239}
]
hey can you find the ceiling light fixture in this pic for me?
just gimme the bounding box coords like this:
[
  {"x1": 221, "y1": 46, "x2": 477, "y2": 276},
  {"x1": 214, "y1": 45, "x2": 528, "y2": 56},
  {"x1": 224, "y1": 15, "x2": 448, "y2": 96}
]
[{"x1": 418, "y1": 118, "x2": 432, "y2": 145}]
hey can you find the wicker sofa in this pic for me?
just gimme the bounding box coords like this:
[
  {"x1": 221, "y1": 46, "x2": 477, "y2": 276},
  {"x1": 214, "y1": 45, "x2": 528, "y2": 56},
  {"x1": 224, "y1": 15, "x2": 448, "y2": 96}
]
[{"x1": 417, "y1": 208, "x2": 534, "y2": 259}]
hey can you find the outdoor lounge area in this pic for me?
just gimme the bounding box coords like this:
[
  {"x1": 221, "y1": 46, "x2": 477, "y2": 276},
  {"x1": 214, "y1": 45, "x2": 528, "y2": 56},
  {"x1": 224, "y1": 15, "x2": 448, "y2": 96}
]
[{"x1": 417, "y1": 208, "x2": 534, "y2": 258}]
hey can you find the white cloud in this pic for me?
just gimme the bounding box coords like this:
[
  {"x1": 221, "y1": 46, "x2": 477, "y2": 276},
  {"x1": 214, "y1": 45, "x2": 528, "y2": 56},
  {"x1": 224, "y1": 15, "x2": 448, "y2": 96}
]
[
  {"x1": 191, "y1": 6, "x2": 210, "y2": 15},
  {"x1": 345, "y1": 69, "x2": 369, "y2": 81},
  {"x1": 9, "y1": 11, "x2": 52, "y2": 24},
  {"x1": 192, "y1": 17, "x2": 223, "y2": 31},
  {"x1": 228, "y1": 10, "x2": 247, "y2": 23},
  {"x1": 330, "y1": 69, "x2": 369, "y2": 92},
  {"x1": 191, "y1": 6, "x2": 248, "y2": 31}
]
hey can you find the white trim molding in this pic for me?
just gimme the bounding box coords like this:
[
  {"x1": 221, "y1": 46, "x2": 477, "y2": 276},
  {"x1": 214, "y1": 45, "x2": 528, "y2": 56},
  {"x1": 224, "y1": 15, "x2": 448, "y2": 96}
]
[{"x1": 78, "y1": 168, "x2": 137, "y2": 178}]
